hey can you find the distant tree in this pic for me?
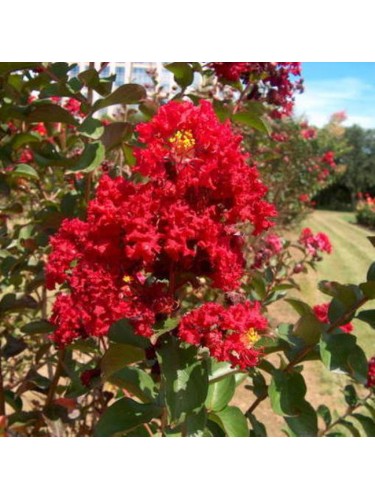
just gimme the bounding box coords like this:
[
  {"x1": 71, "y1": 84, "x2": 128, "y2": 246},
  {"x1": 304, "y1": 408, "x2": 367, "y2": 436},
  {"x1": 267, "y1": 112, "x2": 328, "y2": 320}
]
[{"x1": 341, "y1": 125, "x2": 375, "y2": 206}]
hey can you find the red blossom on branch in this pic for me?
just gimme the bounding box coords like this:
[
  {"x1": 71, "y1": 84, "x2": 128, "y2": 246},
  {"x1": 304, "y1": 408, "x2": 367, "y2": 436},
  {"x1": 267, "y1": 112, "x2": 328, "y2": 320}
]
[
  {"x1": 46, "y1": 100, "x2": 276, "y2": 346},
  {"x1": 178, "y1": 301, "x2": 268, "y2": 369}
]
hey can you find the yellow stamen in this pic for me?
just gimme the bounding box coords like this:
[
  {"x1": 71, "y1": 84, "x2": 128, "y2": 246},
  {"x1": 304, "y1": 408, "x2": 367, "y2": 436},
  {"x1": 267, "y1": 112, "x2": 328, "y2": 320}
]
[
  {"x1": 168, "y1": 129, "x2": 195, "y2": 155},
  {"x1": 242, "y1": 328, "x2": 260, "y2": 347},
  {"x1": 122, "y1": 275, "x2": 133, "y2": 284}
]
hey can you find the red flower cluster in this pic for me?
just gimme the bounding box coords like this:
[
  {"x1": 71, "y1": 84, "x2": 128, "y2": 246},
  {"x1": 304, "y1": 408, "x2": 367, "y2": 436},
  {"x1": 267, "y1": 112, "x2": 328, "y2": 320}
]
[
  {"x1": 321, "y1": 151, "x2": 336, "y2": 168},
  {"x1": 366, "y1": 357, "x2": 375, "y2": 388},
  {"x1": 313, "y1": 302, "x2": 353, "y2": 333},
  {"x1": 299, "y1": 228, "x2": 332, "y2": 256},
  {"x1": 63, "y1": 98, "x2": 85, "y2": 117},
  {"x1": 209, "y1": 62, "x2": 303, "y2": 118},
  {"x1": 178, "y1": 301, "x2": 267, "y2": 369},
  {"x1": 47, "y1": 100, "x2": 275, "y2": 346},
  {"x1": 209, "y1": 62, "x2": 250, "y2": 82},
  {"x1": 252, "y1": 232, "x2": 283, "y2": 269}
]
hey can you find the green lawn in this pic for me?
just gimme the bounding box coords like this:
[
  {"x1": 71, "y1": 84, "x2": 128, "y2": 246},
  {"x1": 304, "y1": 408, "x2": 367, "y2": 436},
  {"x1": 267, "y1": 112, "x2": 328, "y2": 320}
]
[{"x1": 293, "y1": 210, "x2": 375, "y2": 357}]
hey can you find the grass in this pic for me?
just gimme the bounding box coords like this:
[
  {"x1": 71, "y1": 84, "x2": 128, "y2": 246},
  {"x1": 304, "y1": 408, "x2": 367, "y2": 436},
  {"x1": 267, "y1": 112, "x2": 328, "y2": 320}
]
[{"x1": 233, "y1": 210, "x2": 375, "y2": 436}]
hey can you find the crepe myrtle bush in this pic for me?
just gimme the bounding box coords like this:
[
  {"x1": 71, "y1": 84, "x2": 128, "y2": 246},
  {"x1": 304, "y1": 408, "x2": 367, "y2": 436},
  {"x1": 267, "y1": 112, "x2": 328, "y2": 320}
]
[{"x1": 0, "y1": 62, "x2": 374, "y2": 438}]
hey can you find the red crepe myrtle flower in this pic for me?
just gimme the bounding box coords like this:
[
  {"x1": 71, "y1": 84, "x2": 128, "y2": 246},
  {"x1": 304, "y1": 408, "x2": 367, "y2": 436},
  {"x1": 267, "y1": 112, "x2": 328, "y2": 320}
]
[
  {"x1": 46, "y1": 100, "x2": 275, "y2": 346},
  {"x1": 32, "y1": 123, "x2": 47, "y2": 136},
  {"x1": 299, "y1": 228, "x2": 332, "y2": 256},
  {"x1": 313, "y1": 302, "x2": 353, "y2": 333},
  {"x1": 366, "y1": 357, "x2": 375, "y2": 388},
  {"x1": 19, "y1": 148, "x2": 34, "y2": 163},
  {"x1": 209, "y1": 62, "x2": 250, "y2": 82},
  {"x1": 298, "y1": 194, "x2": 310, "y2": 203},
  {"x1": 209, "y1": 62, "x2": 303, "y2": 118},
  {"x1": 178, "y1": 301, "x2": 268, "y2": 369},
  {"x1": 252, "y1": 232, "x2": 283, "y2": 269}
]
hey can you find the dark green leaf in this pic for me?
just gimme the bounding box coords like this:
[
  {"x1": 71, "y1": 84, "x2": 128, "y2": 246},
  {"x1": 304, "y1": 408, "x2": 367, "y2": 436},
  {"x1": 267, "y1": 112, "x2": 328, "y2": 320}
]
[
  {"x1": 100, "y1": 122, "x2": 133, "y2": 150},
  {"x1": 157, "y1": 336, "x2": 209, "y2": 423},
  {"x1": 66, "y1": 141, "x2": 105, "y2": 173},
  {"x1": 26, "y1": 102, "x2": 77, "y2": 125},
  {"x1": 284, "y1": 401, "x2": 318, "y2": 437},
  {"x1": 92, "y1": 84, "x2": 146, "y2": 112},
  {"x1": 165, "y1": 63, "x2": 194, "y2": 88},
  {"x1": 268, "y1": 369, "x2": 307, "y2": 416},
  {"x1": 285, "y1": 298, "x2": 313, "y2": 316},
  {"x1": 356, "y1": 309, "x2": 375, "y2": 328},
  {"x1": 101, "y1": 344, "x2": 145, "y2": 379},
  {"x1": 21, "y1": 320, "x2": 54, "y2": 334},
  {"x1": 350, "y1": 414, "x2": 375, "y2": 437},
  {"x1": 319, "y1": 332, "x2": 368, "y2": 383},
  {"x1": 0, "y1": 63, "x2": 40, "y2": 75},
  {"x1": 248, "y1": 413, "x2": 268, "y2": 437},
  {"x1": 94, "y1": 397, "x2": 162, "y2": 437},
  {"x1": 367, "y1": 262, "x2": 375, "y2": 281},
  {"x1": 78, "y1": 117, "x2": 104, "y2": 139},
  {"x1": 108, "y1": 319, "x2": 150, "y2": 349},
  {"x1": 232, "y1": 111, "x2": 271, "y2": 134},
  {"x1": 107, "y1": 366, "x2": 157, "y2": 403},
  {"x1": 317, "y1": 404, "x2": 332, "y2": 427},
  {"x1": 344, "y1": 384, "x2": 358, "y2": 407}
]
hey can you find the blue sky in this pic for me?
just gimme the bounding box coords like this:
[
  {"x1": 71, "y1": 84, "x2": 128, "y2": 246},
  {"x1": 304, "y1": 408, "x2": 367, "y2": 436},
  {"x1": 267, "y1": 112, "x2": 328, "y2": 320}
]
[{"x1": 294, "y1": 62, "x2": 375, "y2": 128}]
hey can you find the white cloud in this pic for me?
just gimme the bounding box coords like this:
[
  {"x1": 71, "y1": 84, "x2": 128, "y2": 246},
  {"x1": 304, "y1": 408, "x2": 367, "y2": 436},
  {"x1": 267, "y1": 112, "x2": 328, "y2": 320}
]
[{"x1": 294, "y1": 77, "x2": 375, "y2": 128}]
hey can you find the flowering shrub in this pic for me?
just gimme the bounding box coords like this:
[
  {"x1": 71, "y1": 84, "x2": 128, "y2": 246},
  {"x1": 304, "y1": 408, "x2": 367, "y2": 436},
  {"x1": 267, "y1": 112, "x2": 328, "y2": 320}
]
[
  {"x1": 356, "y1": 193, "x2": 375, "y2": 229},
  {"x1": 0, "y1": 62, "x2": 374, "y2": 438}
]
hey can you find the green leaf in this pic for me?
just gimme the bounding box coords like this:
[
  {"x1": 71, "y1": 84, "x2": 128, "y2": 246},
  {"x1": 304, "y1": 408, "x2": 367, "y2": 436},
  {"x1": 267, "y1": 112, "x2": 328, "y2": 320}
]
[
  {"x1": 0, "y1": 63, "x2": 40, "y2": 75},
  {"x1": 206, "y1": 375, "x2": 236, "y2": 412},
  {"x1": 101, "y1": 344, "x2": 145, "y2": 379},
  {"x1": 26, "y1": 102, "x2": 78, "y2": 125},
  {"x1": 100, "y1": 122, "x2": 133, "y2": 150},
  {"x1": 317, "y1": 404, "x2": 332, "y2": 427},
  {"x1": 248, "y1": 413, "x2": 267, "y2": 437},
  {"x1": 232, "y1": 111, "x2": 271, "y2": 134},
  {"x1": 185, "y1": 408, "x2": 207, "y2": 437},
  {"x1": 108, "y1": 319, "x2": 150, "y2": 349},
  {"x1": 11, "y1": 164, "x2": 39, "y2": 181},
  {"x1": 107, "y1": 366, "x2": 157, "y2": 403},
  {"x1": 367, "y1": 262, "x2": 375, "y2": 281},
  {"x1": 94, "y1": 397, "x2": 162, "y2": 437},
  {"x1": 153, "y1": 316, "x2": 180, "y2": 337},
  {"x1": 359, "y1": 282, "x2": 375, "y2": 299},
  {"x1": 344, "y1": 384, "x2": 358, "y2": 407},
  {"x1": 157, "y1": 336, "x2": 209, "y2": 423},
  {"x1": 66, "y1": 141, "x2": 105, "y2": 173},
  {"x1": 285, "y1": 298, "x2": 312, "y2": 316},
  {"x1": 268, "y1": 369, "x2": 307, "y2": 416},
  {"x1": 209, "y1": 406, "x2": 248, "y2": 437},
  {"x1": 165, "y1": 63, "x2": 194, "y2": 88},
  {"x1": 356, "y1": 309, "x2": 375, "y2": 328},
  {"x1": 336, "y1": 419, "x2": 361, "y2": 437},
  {"x1": 350, "y1": 414, "x2": 375, "y2": 437},
  {"x1": 21, "y1": 320, "x2": 54, "y2": 334},
  {"x1": 284, "y1": 401, "x2": 318, "y2": 437},
  {"x1": 78, "y1": 117, "x2": 104, "y2": 139},
  {"x1": 92, "y1": 84, "x2": 146, "y2": 112},
  {"x1": 293, "y1": 313, "x2": 324, "y2": 345},
  {"x1": 319, "y1": 332, "x2": 368, "y2": 384},
  {"x1": 4, "y1": 389, "x2": 23, "y2": 412},
  {"x1": 0, "y1": 293, "x2": 38, "y2": 314}
]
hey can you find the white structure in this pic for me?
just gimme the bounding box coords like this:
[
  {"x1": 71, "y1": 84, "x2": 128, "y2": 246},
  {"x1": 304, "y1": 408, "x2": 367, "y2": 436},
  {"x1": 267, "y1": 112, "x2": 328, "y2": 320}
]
[{"x1": 71, "y1": 62, "x2": 176, "y2": 92}]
